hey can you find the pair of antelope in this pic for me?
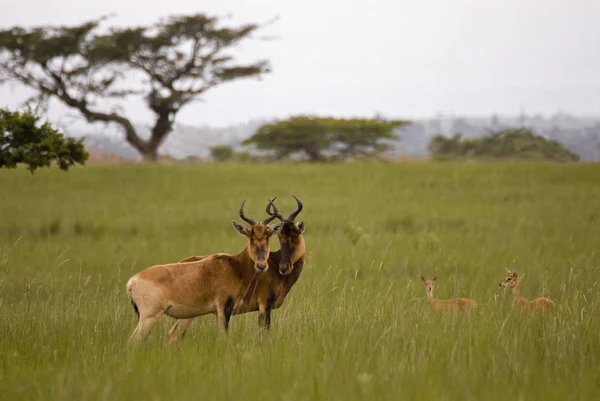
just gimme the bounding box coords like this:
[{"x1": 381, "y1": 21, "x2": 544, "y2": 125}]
[
  {"x1": 126, "y1": 195, "x2": 306, "y2": 343},
  {"x1": 420, "y1": 269, "x2": 555, "y2": 312}
]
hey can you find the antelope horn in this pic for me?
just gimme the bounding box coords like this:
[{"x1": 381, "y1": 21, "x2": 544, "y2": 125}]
[
  {"x1": 287, "y1": 194, "x2": 303, "y2": 221},
  {"x1": 262, "y1": 198, "x2": 281, "y2": 225},
  {"x1": 266, "y1": 197, "x2": 285, "y2": 221},
  {"x1": 239, "y1": 199, "x2": 256, "y2": 225}
]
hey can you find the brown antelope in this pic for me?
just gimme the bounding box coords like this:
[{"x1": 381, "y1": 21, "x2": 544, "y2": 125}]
[
  {"x1": 170, "y1": 195, "x2": 306, "y2": 341},
  {"x1": 420, "y1": 276, "x2": 478, "y2": 311},
  {"x1": 498, "y1": 269, "x2": 555, "y2": 311},
  {"x1": 125, "y1": 199, "x2": 283, "y2": 343}
]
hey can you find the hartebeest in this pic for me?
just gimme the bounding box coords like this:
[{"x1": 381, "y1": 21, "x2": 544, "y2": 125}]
[
  {"x1": 125, "y1": 200, "x2": 283, "y2": 343},
  {"x1": 498, "y1": 269, "x2": 555, "y2": 311},
  {"x1": 420, "y1": 276, "x2": 478, "y2": 311},
  {"x1": 169, "y1": 195, "x2": 306, "y2": 341},
  {"x1": 259, "y1": 194, "x2": 306, "y2": 325}
]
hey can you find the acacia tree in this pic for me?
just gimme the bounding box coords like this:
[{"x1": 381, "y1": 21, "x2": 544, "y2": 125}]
[
  {"x1": 331, "y1": 118, "x2": 408, "y2": 160},
  {"x1": 244, "y1": 116, "x2": 332, "y2": 161},
  {"x1": 0, "y1": 14, "x2": 271, "y2": 161},
  {"x1": 0, "y1": 107, "x2": 88, "y2": 173},
  {"x1": 243, "y1": 116, "x2": 409, "y2": 161}
]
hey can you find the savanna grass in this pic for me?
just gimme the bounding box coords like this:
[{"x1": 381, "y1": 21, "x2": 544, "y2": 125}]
[{"x1": 1, "y1": 161, "x2": 599, "y2": 400}]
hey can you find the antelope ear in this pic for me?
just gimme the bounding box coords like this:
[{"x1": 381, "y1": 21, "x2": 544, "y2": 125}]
[
  {"x1": 506, "y1": 268, "x2": 511, "y2": 274},
  {"x1": 512, "y1": 270, "x2": 517, "y2": 276},
  {"x1": 432, "y1": 276, "x2": 437, "y2": 281},
  {"x1": 420, "y1": 276, "x2": 426, "y2": 282},
  {"x1": 268, "y1": 222, "x2": 284, "y2": 236},
  {"x1": 232, "y1": 221, "x2": 250, "y2": 237},
  {"x1": 296, "y1": 221, "x2": 306, "y2": 233}
]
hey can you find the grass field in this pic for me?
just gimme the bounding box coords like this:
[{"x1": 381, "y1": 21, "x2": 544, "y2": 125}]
[{"x1": 1, "y1": 162, "x2": 599, "y2": 400}]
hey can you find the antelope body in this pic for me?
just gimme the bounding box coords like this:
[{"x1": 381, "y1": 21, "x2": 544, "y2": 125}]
[
  {"x1": 420, "y1": 276, "x2": 477, "y2": 311},
  {"x1": 169, "y1": 195, "x2": 306, "y2": 341},
  {"x1": 126, "y1": 200, "x2": 283, "y2": 343},
  {"x1": 498, "y1": 269, "x2": 555, "y2": 311}
]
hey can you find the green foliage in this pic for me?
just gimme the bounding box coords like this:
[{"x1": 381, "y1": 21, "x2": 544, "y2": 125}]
[
  {"x1": 0, "y1": 14, "x2": 271, "y2": 160},
  {"x1": 428, "y1": 129, "x2": 580, "y2": 162},
  {"x1": 209, "y1": 145, "x2": 235, "y2": 162},
  {"x1": 209, "y1": 145, "x2": 263, "y2": 162},
  {"x1": 1, "y1": 162, "x2": 599, "y2": 400},
  {"x1": 243, "y1": 115, "x2": 410, "y2": 162},
  {"x1": 0, "y1": 107, "x2": 88, "y2": 173}
]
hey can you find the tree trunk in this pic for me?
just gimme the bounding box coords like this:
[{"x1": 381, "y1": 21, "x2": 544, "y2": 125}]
[
  {"x1": 57, "y1": 92, "x2": 176, "y2": 163},
  {"x1": 141, "y1": 148, "x2": 159, "y2": 162},
  {"x1": 63, "y1": 96, "x2": 164, "y2": 163},
  {"x1": 305, "y1": 145, "x2": 324, "y2": 162},
  {"x1": 124, "y1": 113, "x2": 173, "y2": 163}
]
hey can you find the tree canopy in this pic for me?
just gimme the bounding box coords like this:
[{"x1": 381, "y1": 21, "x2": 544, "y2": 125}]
[
  {"x1": 243, "y1": 116, "x2": 410, "y2": 162},
  {"x1": 428, "y1": 128, "x2": 580, "y2": 162},
  {"x1": 0, "y1": 14, "x2": 272, "y2": 161},
  {"x1": 0, "y1": 107, "x2": 88, "y2": 173}
]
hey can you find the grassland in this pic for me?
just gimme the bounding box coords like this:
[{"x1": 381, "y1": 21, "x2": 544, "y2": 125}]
[{"x1": 1, "y1": 161, "x2": 599, "y2": 400}]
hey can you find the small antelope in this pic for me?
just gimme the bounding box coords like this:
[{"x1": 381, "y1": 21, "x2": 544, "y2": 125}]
[
  {"x1": 498, "y1": 269, "x2": 555, "y2": 311},
  {"x1": 126, "y1": 199, "x2": 283, "y2": 343},
  {"x1": 420, "y1": 276, "x2": 478, "y2": 311},
  {"x1": 172, "y1": 195, "x2": 306, "y2": 339}
]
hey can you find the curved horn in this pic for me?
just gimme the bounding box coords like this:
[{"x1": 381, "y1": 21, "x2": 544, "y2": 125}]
[
  {"x1": 263, "y1": 198, "x2": 282, "y2": 225},
  {"x1": 287, "y1": 194, "x2": 303, "y2": 221},
  {"x1": 239, "y1": 199, "x2": 256, "y2": 225},
  {"x1": 266, "y1": 197, "x2": 285, "y2": 221}
]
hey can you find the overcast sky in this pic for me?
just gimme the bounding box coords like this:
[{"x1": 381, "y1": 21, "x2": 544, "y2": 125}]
[{"x1": 1, "y1": 0, "x2": 599, "y2": 127}]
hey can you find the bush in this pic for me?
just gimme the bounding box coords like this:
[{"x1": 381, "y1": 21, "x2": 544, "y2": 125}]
[
  {"x1": 428, "y1": 129, "x2": 579, "y2": 162},
  {"x1": 209, "y1": 145, "x2": 235, "y2": 162},
  {"x1": 0, "y1": 106, "x2": 88, "y2": 173}
]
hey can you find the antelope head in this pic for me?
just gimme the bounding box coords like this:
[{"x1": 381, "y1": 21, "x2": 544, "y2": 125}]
[
  {"x1": 232, "y1": 199, "x2": 283, "y2": 273},
  {"x1": 499, "y1": 268, "x2": 518, "y2": 288},
  {"x1": 420, "y1": 276, "x2": 437, "y2": 298},
  {"x1": 266, "y1": 195, "x2": 306, "y2": 275}
]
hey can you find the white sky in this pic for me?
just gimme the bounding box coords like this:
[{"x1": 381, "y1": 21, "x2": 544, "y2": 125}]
[{"x1": 1, "y1": 0, "x2": 599, "y2": 127}]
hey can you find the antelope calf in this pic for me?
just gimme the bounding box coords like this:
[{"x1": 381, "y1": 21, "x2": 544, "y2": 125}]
[
  {"x1": 126, "y1": 200, "x2": 283, "y2": 343},
  {"x1": 420, "y1": 276, "x2": 478, "y2": 311},
  {"x1": 172, "y1": 195, "x2": 306, "y2": 339},
  {"x1": 498, "y1": 269, "x2": 555, "y2": 311}
]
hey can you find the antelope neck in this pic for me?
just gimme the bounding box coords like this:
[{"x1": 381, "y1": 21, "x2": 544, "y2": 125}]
[{"x1": 511, "y1": 282, "x2": 530, "y2": 306}]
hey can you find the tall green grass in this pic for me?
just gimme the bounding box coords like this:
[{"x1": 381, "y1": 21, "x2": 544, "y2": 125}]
[{"x1": 1, "y1": 162, "x2": 599, "y2": 400}]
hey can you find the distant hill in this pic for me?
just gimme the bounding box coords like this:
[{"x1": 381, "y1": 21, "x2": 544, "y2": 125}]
[{"x1": 77, "y1": 113, "x2": 600, "y2": 161}]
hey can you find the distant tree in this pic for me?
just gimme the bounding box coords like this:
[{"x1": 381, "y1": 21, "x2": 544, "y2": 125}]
[
  {"x1": 428, "y1": 128, "x2": 580, "y2": 162},
  {"x1": 427, "y1": 133, "x2": 463, "y2": 159},
  {"x1": 0, "y1": 14, "x2": 272, "y2": 161},
  {"x1": 243, "y1": 116, "x2": 410, "y2": 162},
  {"x1": 331, "y1": 118, "x2": 406, "y2": 160},
  {"x1": 243, "y1": 116, "x2": 331, "y2": 161},
  {"x1": 0, "y1": 107, "x2": 88, "y2": 173},
  {"x1": 209, "y1": 145, "x2": 234, "y2": 162}
]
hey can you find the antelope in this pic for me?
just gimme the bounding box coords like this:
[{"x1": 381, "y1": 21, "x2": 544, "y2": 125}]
[
  {"x1": 420, "y1": 276, "x2": 478, "y2": 311},
  {"x1": 125, "y1": 199, "x2": 283, "y2": 343},
  {"x1": 498, "y1": 269, "x2": 555, "y2": 311},
  {"x1": 170, "y1": 195, "x2": 306, "y2": 341}
]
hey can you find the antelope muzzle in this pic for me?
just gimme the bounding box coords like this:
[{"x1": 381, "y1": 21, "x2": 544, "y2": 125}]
[
  {"x1": 278, "y1": 241, "x2": 293, "y2": 275},
  {"x1": 255, "y1": 245, "x2": 268, "y2": 272}
]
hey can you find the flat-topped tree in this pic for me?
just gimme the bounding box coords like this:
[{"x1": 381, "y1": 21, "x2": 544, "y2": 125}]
[
  {"x1": 0, "y1": 14, "x2": 271, "y2": 161},
  {"x1": 243, "y1": 116, "x2": 410, "y2": 162}
]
